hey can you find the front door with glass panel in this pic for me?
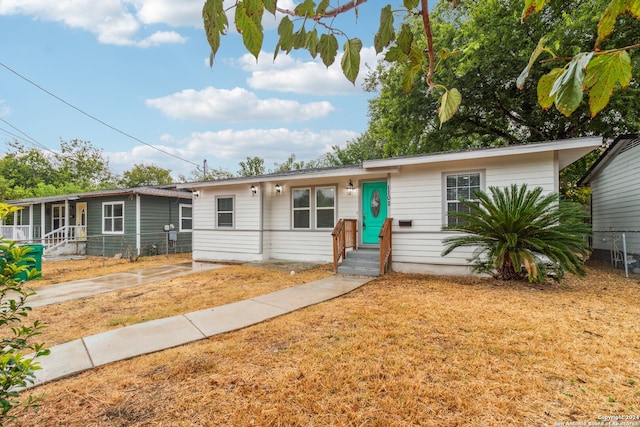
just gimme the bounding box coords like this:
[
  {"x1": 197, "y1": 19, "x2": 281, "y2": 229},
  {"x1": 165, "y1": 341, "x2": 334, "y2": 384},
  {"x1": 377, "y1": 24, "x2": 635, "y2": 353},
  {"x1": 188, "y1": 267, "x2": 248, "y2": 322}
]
[{"x1": 362, "y1": 181, "x2": 388, "y2": 245}]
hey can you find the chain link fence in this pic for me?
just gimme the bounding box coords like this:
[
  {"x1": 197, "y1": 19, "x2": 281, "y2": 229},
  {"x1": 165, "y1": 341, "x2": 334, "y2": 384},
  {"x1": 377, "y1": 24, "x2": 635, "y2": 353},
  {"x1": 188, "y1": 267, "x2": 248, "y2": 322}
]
[{"x1": 32, "y1": 231, "x2": 192, "y2": 259}]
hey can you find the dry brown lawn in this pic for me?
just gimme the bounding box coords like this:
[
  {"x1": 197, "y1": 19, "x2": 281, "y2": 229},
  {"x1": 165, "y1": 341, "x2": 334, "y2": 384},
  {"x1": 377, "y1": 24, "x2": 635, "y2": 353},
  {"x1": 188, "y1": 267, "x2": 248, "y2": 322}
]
[
  {"x1": 29, "y1": 255, "x2": 333, "y2": 346},
  {"x1": 7, "y1": 257, "x2": 640, "y2": 426}
]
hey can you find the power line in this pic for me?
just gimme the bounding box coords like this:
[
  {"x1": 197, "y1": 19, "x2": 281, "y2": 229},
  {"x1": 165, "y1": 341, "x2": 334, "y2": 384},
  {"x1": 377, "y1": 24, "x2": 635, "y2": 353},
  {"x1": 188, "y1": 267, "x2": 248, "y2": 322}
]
[
  {"x1": 0, "y1": 117, "x2": 84, "y2": 164},
  {"x1": 0, "y1": 61, "x2": 202, "y2": 170},
  {"x1": 1, "y1": 118, "x2": 60, "y2": 155}
]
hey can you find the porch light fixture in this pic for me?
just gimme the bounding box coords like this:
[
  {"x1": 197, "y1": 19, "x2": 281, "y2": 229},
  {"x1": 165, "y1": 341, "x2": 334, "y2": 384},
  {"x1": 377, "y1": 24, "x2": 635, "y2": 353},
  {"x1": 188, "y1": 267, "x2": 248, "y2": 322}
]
[
  {"x1": 347, "y1": 179, "x2": 354, "y2": 196},
  {"x1": 275, "y1": 184, "x2": 282, "y2": 194},
  {"x1": 250, "y1": 185, "x2": 257, "y2": 196}
]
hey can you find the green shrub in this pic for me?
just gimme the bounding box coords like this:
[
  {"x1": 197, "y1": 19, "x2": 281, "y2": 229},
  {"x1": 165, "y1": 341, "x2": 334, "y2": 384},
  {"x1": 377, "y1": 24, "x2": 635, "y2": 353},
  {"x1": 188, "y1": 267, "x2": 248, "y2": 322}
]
[
  {"x1": 442, "y1": 184, "x2": 591, "y2": 282},
  {"x1": 0, "y1": 205, "x2": 49, "y2": 424}
]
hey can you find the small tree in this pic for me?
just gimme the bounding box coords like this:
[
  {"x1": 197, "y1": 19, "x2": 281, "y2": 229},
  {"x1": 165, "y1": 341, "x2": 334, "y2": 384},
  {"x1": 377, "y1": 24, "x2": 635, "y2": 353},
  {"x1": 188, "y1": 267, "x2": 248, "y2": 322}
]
[
  {"x1": 0, "y1": 204, "x2": 49, "y2": 423},
  {"x1": 441, "y1": 184, "x2": 591, "y2": 282}
]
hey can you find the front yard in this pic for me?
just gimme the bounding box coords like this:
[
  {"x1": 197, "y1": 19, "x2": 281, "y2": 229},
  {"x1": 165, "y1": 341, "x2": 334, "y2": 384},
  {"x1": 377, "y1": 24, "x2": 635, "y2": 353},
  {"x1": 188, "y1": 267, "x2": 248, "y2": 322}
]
[{"x1": 8, "y1": 257, "x2": 640, "y2": 426}]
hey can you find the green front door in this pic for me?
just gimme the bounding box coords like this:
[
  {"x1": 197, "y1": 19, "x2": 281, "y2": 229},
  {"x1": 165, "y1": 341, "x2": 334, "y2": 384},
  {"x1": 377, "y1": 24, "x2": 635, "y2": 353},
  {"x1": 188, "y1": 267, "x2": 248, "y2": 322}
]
[{"x1": 362, "y1": 181, "x2": 388, "y2": 244}]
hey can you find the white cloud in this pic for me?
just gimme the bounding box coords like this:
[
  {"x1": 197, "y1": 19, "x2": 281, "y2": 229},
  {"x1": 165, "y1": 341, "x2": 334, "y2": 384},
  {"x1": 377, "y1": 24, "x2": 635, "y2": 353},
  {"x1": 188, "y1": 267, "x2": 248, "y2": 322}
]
[
  {"x1": 238, "y1": 48, "x2": 382, "y2": 96},
  {"x1": 145, "y1": 87, "x2": 335, "y2": 122},
  {"x1": 135, "y1": 0, "x2": 202, "y2": 27},
  {"x1": 0, "y1": 0, "x2": 192, "y2": 46},
  {"x1": 108, "y1": 127, "x2": 358, "y2": 178}
]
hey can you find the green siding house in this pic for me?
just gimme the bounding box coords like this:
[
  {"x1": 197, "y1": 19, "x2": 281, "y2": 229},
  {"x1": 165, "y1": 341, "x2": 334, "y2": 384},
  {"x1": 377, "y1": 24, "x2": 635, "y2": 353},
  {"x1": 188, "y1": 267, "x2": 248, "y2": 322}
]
[{"x1": 2, "y1": 186, "x2": 193, "y2": 258}]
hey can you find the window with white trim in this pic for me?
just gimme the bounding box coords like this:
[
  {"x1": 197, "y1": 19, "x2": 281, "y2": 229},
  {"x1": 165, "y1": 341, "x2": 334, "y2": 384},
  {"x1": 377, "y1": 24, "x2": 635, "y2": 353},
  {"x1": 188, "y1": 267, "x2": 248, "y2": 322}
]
[
  {"x1": 179, "y1": 204, "x2": 192, "y2": 232},
  {"x1": 316, "y1": 187, "x2": 335, "y2": 228},
  {"x1": 445, "y1": 172, "x2": 481, "y2": 226},
  {"x1": 291, "y1": 186, "x2": 336, "y2": 229},
  {"x1": 103, "y1": 201, "x2": 124, "y2": 233},
  {"x1": 216, "y1": 197, "x2": 234, "y2": 228},
  {"x1": 292, "y1": 188, "x2": 311, "y2": 229},
  {"x1": 52, "y1": 204, "x2": 66, "y2": 230}
]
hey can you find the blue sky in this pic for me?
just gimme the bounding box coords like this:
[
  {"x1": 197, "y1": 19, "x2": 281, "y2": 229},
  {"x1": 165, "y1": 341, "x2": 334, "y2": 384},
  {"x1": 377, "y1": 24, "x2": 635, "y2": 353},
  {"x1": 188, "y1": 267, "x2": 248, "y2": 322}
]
[{"x1": 0, "y1": 0, "x2": 387, "y2": 180}]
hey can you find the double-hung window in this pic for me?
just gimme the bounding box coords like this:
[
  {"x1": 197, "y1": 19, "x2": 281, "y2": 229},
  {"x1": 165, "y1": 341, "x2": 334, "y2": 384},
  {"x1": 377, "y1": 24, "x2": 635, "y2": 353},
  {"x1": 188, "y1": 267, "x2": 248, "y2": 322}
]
[
  {"x1": 315, "y1": 187, "x2": 335, "y2": 228},
  {"x1": 445, "y1": 172, "x2": 481, "y2": 226},
  {"x1": 103, "y1": 202, "x2": 124, "y2": 233},
  {"x1": 292, "y1": 189, "x2": 311, "y2": 229},
  {"x1": 216, "y1": 197, "x2": 234, "y2": 228},
  {"x1": 292, "y1": 186, "x2": 336, "y2": 229},
  {"x1": 179, "y1": 204, "x2": 192, "y2": 232}
]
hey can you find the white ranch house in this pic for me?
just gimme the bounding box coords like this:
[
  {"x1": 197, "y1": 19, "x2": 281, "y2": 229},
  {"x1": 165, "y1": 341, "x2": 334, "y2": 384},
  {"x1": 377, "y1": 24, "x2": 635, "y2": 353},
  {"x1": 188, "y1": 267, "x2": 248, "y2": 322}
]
[{"x1": 181, "y1": 137, "x2": 601, "y2": 276}]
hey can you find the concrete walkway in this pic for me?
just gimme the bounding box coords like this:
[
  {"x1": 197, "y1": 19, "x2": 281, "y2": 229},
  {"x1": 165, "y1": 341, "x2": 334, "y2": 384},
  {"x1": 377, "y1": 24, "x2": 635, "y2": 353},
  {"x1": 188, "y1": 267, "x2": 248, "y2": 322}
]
[{"x1": 29, "y1": 269, "x2": 371, "y2": 387}]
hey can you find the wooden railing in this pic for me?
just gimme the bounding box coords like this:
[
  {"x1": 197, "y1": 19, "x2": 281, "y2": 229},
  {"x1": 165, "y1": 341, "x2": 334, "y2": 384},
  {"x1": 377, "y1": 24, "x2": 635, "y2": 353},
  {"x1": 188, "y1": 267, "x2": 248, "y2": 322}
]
[
  {"x1": 379, "y1": 218, "x2": 393, "y2": 275},
  {"x1": 331, "y1": 218, "x2": 357, "y2": 272}
]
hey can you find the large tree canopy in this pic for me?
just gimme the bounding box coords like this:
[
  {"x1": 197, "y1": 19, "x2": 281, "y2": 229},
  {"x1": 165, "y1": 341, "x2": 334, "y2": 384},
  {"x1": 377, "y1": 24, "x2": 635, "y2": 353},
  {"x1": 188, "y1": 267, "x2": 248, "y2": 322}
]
[
  {"x1": 332, "y1": 0, "x2": 640, "y2": 163},
  {"x1": 203, "y1": 0, "x2": 640, "y2": 125},
  {"x1": 119, "y1": 163, "x2": 173, "y2": 188},
  {"x1": 0, "y1": 139, "x2": 115, "y2": 201}
]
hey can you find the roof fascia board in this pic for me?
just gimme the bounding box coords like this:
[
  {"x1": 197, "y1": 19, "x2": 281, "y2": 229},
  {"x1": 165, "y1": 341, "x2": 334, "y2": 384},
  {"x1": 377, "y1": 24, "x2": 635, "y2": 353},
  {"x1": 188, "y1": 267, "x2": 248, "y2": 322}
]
[
  {"x1": 180, "y1": 166, "x2": 387, "y2": 189},
  {"x1": 362, "y1": 137, "x2": 602, "y2": 169},
  {"x1": 578, "y1": 134, "x2": 638, "y2": 186}
]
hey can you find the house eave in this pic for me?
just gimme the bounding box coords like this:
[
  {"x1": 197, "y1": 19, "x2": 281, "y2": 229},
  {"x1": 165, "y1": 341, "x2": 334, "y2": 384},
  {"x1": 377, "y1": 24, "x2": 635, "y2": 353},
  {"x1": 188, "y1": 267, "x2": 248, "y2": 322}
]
[
  {"x1": 578, "y1": 134, "x2": 639, "y2": 186},
  {"x1": 179, "y1": 165, "x2": 385, "y2": 189},
  {"x1": 362, "y1": 137, "x2": 603, "y2": 170},
  {"x1": 5, "y1": 186, "x2": 192, "y2": 206}
]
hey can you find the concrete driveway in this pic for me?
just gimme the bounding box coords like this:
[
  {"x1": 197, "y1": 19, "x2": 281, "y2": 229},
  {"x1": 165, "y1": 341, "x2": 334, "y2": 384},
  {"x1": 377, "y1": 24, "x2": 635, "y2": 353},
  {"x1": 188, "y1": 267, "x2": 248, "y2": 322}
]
[{"x1": 26, "y1": 261, "x2": 225, "y2": 307}]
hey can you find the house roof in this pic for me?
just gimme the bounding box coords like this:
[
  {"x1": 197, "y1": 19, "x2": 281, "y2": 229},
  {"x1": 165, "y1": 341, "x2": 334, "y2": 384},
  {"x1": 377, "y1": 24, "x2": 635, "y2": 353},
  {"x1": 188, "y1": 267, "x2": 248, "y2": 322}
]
[
  {"x1": 362, "y1": 136, "x2": 603, "y2": 170},
  {"x1": 179, "y1": 164, "x2": 365, "y2": 189},
  {"x1": 5, "y1": 185, "x2": 192, "y2": 206},
  {"x1": 578, "y1": 134, "x2": 639, "y2": 186},
  {"x1": 179, "y1": 136, "x2": 603, "y2": 189}
]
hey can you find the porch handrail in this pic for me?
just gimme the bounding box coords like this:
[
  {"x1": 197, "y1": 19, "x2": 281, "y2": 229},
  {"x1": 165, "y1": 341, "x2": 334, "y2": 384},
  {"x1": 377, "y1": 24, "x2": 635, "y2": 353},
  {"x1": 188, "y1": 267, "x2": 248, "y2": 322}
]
[
  {"x1": 331, "y1": 218, "x2": 357, "y2": 272},
  {"x1": 379, "y1": 218, "x2": 393, "y2": 275},
  {"x1": 42, "y1": 225, "x2": 87, "y2": 244}
]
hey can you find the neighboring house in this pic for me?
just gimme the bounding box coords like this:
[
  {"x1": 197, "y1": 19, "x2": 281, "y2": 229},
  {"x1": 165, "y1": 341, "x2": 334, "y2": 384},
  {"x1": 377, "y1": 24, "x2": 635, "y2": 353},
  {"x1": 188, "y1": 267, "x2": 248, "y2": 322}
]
[
  {"x1": 179, "y1": 137, "x2": 601, "y2": 276},
  {"x1": 2, "y1": 186, "x2": 193, "y2": 257},
  {"x1": 579, "y1": 134, "x2": 640, "y2": 265}
]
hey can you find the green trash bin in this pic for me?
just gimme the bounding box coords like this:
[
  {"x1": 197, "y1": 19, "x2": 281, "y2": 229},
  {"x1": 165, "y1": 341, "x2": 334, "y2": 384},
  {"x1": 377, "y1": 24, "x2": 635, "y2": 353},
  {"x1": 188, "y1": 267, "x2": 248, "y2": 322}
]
[{"x1": 14, "y1": 244, "x2": 43, "y2": 281}]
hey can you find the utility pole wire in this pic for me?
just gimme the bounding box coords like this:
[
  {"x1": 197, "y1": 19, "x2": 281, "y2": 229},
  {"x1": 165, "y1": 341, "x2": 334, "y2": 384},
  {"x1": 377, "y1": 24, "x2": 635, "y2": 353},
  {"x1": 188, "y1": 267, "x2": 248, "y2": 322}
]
[{"x1": 0, "y1": 61, "x2": 202, "y2": 170}]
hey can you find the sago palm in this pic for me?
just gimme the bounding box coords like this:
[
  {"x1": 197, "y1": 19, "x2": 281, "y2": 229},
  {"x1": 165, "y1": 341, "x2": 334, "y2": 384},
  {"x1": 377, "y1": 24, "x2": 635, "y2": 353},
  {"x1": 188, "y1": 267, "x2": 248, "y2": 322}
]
[{"x1": 442, "y1": 184, "x2": 591, "y2": 282}]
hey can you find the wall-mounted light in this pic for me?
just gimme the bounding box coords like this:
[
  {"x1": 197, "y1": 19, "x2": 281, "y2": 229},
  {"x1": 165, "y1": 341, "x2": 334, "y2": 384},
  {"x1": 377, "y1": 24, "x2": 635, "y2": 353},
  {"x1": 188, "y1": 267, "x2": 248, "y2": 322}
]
[
  {"x1": 347, "y1": 179, "x2": 354, "y2": 196},
  {"x1": 192, "y1": 190, "x2": 201, "y2": 199},
  {"x1": 250, "y1": 185, "x2": 257, "y2": 196},
  {"x1": 275, "y1": 184, "x2": 282, "y2": 194}
]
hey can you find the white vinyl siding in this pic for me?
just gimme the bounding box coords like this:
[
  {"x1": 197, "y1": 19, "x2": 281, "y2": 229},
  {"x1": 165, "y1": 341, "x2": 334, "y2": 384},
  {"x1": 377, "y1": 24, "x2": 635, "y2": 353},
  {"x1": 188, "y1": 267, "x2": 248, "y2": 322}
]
[
  {"x1": 102, "y1": 201, "x2": 124, "y2": 234},
  {"x1": 590, "y1": 140, "x2": 640, "y2": 255},
  {"x1": 388, "y1": 153, "x2": 557, "y2": 271}
]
